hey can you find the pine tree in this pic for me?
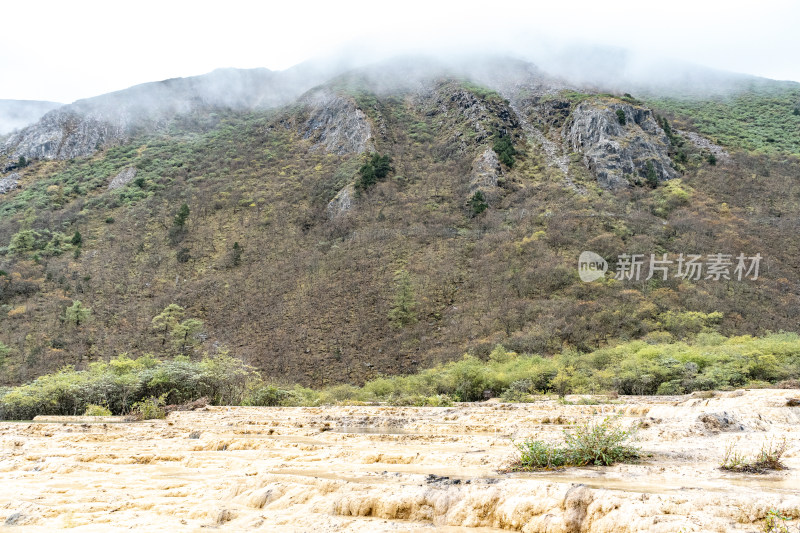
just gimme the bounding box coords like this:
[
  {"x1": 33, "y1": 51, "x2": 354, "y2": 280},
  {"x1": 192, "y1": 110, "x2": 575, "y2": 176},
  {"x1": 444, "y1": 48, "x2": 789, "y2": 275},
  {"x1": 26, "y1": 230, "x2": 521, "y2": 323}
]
[
  {"x1": 151, "y1": 304, "x2": 185, "y2": 346},
  {"x1": 388, "y1": 269, "x2": 417, "y2": 328},
  {"x1": 64, "y1": 300, "x2": 91, "y2": 327},
  {"x1": 170, "y1": 318, "x2": 204, "y2": 354},
  {"x1": 645, "y1": 160, "x2": 658, "y2": 188},
  {"x1": 232, "y1": 242, "x2": 242, "y2": 266},
  {"x1": 493, "y1": 134, "x2": 516, "y2": 168},
  {"x1": 469, "y1": 190, "x2": 488, "y2": 216},
  {"x1": 173, "y1": 203, "x2": 190, "y2": 228},
  {"x1": 355, "y1": 153, "x2": 393, "y2": 194}
]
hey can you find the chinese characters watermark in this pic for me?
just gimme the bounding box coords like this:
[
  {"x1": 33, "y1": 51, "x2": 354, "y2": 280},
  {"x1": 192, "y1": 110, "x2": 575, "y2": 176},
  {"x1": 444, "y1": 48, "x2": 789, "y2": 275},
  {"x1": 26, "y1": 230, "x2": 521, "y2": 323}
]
[{"x1": 579, "y1": 252, "x2": 761, "y2": 282}]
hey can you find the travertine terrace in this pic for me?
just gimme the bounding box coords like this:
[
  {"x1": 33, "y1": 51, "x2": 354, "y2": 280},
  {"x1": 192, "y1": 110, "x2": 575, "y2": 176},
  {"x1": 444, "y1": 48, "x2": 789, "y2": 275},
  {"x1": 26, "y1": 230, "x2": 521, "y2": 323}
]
[{"x1": 1, "y1": 389, "x2": 799, "y2": 532}]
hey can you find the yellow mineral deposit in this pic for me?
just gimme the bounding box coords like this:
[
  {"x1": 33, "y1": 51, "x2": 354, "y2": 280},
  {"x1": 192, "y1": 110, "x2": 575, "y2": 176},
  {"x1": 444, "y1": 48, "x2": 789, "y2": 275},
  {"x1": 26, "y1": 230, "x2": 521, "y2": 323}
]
[{"x1": 1, "y1": 389, "x2": 798, "y2": 532}]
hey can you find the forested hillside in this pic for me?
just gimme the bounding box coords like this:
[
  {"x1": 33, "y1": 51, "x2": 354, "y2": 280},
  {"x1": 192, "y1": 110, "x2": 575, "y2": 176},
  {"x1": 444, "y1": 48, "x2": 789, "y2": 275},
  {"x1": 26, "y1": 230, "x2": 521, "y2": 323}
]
[{"x1": 1, "y1": 58, "x2": 799, "y2": 387}]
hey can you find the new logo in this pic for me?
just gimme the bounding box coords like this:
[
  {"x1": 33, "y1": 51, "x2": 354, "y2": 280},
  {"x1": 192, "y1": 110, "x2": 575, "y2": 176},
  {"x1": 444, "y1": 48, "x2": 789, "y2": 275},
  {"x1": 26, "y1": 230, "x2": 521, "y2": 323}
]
[{"x1": 578, "y1": 251, "x2": 607, "y2": 282}]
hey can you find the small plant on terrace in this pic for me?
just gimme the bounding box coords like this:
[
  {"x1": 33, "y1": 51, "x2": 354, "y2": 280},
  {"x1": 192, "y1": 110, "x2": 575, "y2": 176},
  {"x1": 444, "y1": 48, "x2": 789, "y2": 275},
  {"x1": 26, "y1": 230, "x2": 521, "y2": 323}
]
[
  {"x1": 720, "y1": 437, "x2": 788, "y2": 474},
  {"x1": 763, "y1": 508, "x2": 791, "y2": 533},
  {"x1": 510, "y1": 415, "x2": 640, "y2": 471}
]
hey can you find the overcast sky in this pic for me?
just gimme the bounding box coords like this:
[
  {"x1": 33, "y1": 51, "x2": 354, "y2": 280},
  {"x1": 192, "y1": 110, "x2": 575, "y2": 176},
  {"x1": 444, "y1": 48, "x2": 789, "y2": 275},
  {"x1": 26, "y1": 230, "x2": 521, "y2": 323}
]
[{"x1": 2, "y1": 0, "x2": 799, "y2": 103}]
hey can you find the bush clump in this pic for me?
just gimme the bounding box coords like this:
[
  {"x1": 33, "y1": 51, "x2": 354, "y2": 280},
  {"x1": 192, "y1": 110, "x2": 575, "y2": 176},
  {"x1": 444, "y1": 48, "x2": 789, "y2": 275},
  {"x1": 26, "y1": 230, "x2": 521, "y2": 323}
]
[
  {"x1": 2, "y1": 332, "x2": 800, "y2": 419},
  {"x1": 355, "y1": 153, "x2": 393, "y2": 194},
  {"x1": 83, "y1": 404, "x2": 112, "y2": 417},
  {"x1": 130, "y1": 396, "x2": 166, "y2": 420},
  {"x1": 512, "y1": 416, "x2": 639, "y2": 470},
  {"x1": 493, "y1": 134, "x2": 516, "y2": 168}
]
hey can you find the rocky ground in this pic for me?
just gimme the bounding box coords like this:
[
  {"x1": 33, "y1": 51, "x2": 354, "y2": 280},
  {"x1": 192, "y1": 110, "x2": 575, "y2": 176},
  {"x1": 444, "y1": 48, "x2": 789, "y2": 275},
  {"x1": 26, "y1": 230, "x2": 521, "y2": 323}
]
[{"x1": 1, "y1": 390, "x2": 799, "y2": 532}]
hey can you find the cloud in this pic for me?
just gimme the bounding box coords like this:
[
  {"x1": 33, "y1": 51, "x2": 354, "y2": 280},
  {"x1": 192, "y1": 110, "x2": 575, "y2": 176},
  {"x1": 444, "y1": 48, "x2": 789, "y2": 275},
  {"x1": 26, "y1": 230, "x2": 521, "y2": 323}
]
[{"x1": 1, "y1": 0, "x2": 798, "y2": 102}]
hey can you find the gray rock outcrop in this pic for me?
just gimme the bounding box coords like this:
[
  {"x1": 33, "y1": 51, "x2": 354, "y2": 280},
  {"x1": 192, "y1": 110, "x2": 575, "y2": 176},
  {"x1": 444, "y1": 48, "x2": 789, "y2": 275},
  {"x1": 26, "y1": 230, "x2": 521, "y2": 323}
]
[
  {"x1": 108, "y1": 167, "x2": 138, "y2": 190},
  {"x1": 6, "y1": 109, "x2": 129, "y2": 160},
  {"x1": 326, "y1": 183, "x2": 356, "y2": 218},
  {"x1": 300, "y1": 90, "x2": 373, "y2": 155},
  {"x1": 677, "y1": 129, "x2": 731, "y2": 163},
  {"x1": 428, "y1": 82, "x2": 521, "y2": 156},
  {"x1": 468, "y1": 148, "x2": 503, "y2": 203},
  {"x1": 0, "y1": 172, "x2": 20, "y2": 194},
  {"x1": 565, "y1": 101, "x2": 677, "y2": 188}
]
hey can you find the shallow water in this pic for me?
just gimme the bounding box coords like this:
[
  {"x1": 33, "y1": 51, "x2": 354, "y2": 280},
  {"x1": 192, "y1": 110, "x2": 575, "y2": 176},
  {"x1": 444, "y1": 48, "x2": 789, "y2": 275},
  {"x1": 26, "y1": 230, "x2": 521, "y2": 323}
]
[{"x1": 0, "y1": 390, "x2": 798, "y2": 532}]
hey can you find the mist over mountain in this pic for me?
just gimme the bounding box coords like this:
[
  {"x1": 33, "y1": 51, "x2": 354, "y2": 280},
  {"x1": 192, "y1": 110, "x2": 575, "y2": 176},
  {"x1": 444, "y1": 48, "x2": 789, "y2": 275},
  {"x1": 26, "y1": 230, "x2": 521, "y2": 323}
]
[
  {"x1": 0, "y1": 100, "x2": 62, "y2": 136},
  {"x1": 0, "y1": 48, "x2": 799, "y2": 385},
  {"x1": 4, "y1": 49, "x2": 798, "y2": 163}
]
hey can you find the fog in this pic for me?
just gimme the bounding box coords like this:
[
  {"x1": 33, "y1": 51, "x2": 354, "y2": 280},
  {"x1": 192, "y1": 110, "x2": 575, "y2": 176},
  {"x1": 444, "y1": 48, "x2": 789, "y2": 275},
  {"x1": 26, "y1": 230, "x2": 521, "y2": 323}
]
[
  {"x1": 0, "y1": 100, "x2": 62, "y2": 136},
  {"x1": 1, "y1": 0, "x2": 798, "y2": 104}
]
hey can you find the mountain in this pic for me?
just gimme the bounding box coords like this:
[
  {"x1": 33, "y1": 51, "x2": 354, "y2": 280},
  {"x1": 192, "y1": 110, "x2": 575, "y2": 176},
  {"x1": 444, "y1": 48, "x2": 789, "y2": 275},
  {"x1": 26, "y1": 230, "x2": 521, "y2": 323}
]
[
  {"x1": 0, "y1": 56, "x2": 799, "y2": 387},
  {"x1": 0, "y1": 60, "x2": 354, "y2": 162},
  {"x1": 0, "y1": 100, "x2": 62, "y2": 136}
]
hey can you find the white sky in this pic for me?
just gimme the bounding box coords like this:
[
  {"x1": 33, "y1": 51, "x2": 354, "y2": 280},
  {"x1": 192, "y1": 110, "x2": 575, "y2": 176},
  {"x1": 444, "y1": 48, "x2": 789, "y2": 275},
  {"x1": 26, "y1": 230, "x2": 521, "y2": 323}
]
[{"x1": 2, "y1": 0, "x2": 799, "y2": 103}]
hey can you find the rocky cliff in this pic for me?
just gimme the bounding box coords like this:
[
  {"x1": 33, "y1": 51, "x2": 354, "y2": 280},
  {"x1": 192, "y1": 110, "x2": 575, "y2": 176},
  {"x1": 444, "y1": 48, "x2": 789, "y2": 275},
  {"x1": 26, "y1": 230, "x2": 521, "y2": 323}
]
[
  {"x1": 468, "y1": 148, "x2": 504, "y2": 203},
  {"x1": 565, "y1": 99, "x2": 676, "y2": 188},
  {"x1": 298, "y1": 90, "x2": 374, "y2": 155}
]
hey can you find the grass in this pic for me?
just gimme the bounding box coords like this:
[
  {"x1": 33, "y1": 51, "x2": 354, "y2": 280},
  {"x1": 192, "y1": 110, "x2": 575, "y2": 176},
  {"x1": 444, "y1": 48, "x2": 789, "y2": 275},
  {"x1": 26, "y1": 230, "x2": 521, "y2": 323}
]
[
  {"x1": 720, "y1": 437, "x2": 788, "y2": 474},
  {"x1": 646, "y1": 84, "x2": 800, "y2": 155},
  {"x1": 510, "y1": 416, "x2": 640, "y2": 470}
]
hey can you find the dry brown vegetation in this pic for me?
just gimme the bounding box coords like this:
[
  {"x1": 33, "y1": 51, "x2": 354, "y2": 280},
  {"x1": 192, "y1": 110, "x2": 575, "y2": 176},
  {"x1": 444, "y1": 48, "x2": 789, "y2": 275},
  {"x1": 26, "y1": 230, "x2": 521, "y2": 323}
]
[{"x1": 1, "y1": 78, "x2": 800, "y2": 387}]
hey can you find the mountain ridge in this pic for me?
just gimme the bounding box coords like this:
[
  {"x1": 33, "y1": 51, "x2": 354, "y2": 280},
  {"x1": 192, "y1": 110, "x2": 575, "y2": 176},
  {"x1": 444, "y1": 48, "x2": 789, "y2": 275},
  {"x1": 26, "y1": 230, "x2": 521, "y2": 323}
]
[{"x1": 0, "y1": 55, "x2": 798, "y2": 386}]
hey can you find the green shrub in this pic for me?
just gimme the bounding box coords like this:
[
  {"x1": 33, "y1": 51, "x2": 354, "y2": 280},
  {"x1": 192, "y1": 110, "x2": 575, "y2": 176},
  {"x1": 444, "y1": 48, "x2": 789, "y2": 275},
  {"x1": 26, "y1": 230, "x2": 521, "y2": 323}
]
[
  {"x1": 616, "y1": 109, "x2": 627, "y2": 125},
  {"x1": 319, "y1": 384, "x2": 364, "y2": 404},
  {"x1": 2, "y1": 333, "x2": 799, "y2": 419},
  {"x1": 447, "y1": 356, "x2": 490, "y2": 401},
  {"x1": 420, "y1": 394, "x2": 453, "y2": 407},
  {"x1": 244, "y1": 384, "x2": 292, "y2": 406},
  {"x1": 231, "y1": 242, "x2": 242, "y2": 266},
  {"x1": 514, "y1": 416, "x2": 639, "y2": 470},
  {"x1": 173, "y1": 203, "x2": 190, "y2": 228},
  {"x1": 388, "y1": 269, "x2": 417, "y2": 328},
  {"x1": 8, "y1": 229, "x2": 42, "y2": 256},
  {"x1": 500, "y1": 389, "x2": 536, "y2": 403},
  {"x1": 469, "y1": 190, "x2": 488, "y2": 216},
  {"x1": 647, "y1": 86, "x2": 800, "y2": 155},
  {"x1": 177, "y1": 247, "x2": 191, "y2": 263},
  {"x1": 84, "y1": 404, "x2": 112, "y2": 416},
  {"x1": 652, "y1": 179, "x2": 691, "y2": 217},
  {"x1": 388, "y1": 394, "x2": 453, "y2": 407},
  {"x1": 130, "y1": 396, "x2": 166, "y2": 420},
  {"x1": 355, "y1": 153, "x2": 393, "y2": 194},
  {"x1": 763, "y1": 508, "x2": 790, "y2": 533},
  {"x1": 63, "y1": 300, "x2": 91, "y2": 327},
  {"x1": 493, "y1": 134, "x2": 516, "y2": 168}
]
